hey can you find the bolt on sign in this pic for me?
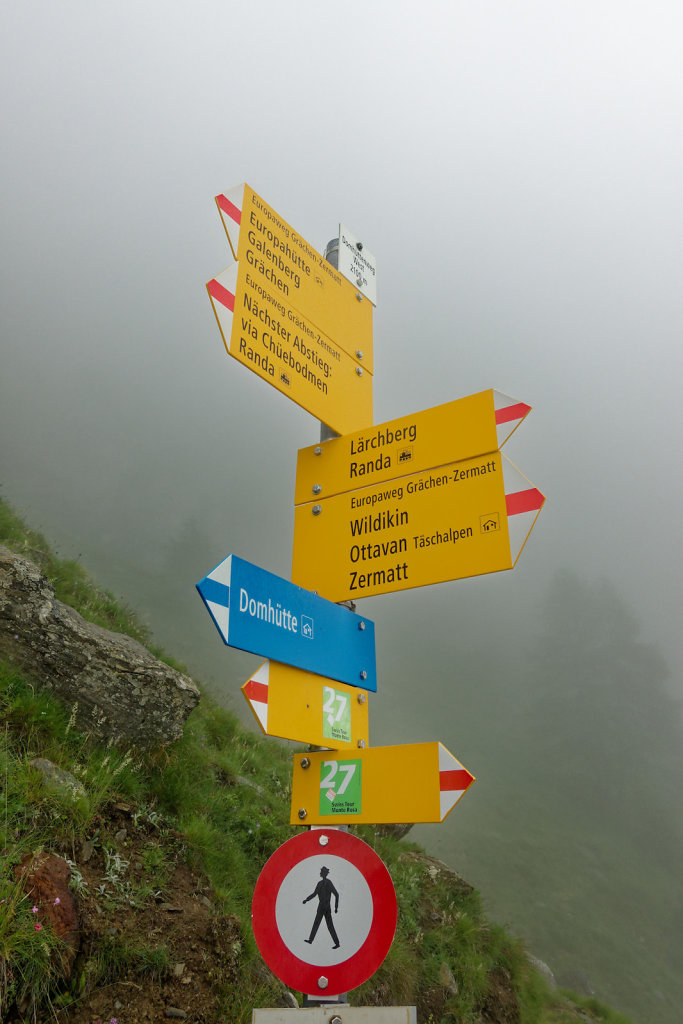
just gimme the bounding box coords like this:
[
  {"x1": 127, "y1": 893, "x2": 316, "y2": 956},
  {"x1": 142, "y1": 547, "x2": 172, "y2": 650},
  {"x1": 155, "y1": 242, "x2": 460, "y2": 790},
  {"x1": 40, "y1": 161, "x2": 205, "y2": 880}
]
[
  {"x1": 207, "y1": 261, "x2": 373, "y2": 436},
  {"x1": 242, "y1": 660, "x2": 370, "y2": 750},
  {"x1": 291, "y1": 451, "x2": 545, "y2": 603},
  {"x1": 289, "y1": 742, "x2": 475, "y2": 826},
  {"x1": 294, "y1": 389, "x2": 531, "y2": 505},
  {"x1": 215, "y1": 184, "x2": 374, "y2": 373}
]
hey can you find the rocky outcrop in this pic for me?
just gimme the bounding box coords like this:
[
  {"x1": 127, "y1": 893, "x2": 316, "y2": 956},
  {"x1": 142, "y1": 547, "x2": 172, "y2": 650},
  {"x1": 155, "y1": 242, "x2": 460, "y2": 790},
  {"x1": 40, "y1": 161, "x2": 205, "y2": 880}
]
[
  {"x1": 528, "y1": 955, "x2": 557, "y2": 990},
  {"x1": 0, "y1": 545, "x2": 199, "y2": 748},
  {"x1": 30, "y1": 758, "x2": 87, "y2": 799},
  {"x1": 398, "y1": 849, "x2": 475, "y2": 896},
  {"x1": 376, "y1": 822, "x2": 414, "y2": 839}
]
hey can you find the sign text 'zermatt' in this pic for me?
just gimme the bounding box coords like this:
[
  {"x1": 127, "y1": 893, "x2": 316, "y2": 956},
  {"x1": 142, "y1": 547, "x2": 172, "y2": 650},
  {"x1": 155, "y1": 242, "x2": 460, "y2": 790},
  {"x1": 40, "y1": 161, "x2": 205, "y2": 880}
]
[{"x1": 292, "y1": 453, "x2": 544, "y2": 602}]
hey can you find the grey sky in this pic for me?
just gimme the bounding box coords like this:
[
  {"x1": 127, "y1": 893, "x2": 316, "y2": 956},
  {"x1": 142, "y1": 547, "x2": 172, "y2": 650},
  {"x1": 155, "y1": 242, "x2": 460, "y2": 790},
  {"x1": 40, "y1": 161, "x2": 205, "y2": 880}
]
[
  {"x1": 2, "y1": 0, "x2": 681, "y2": 677},
  {"x1": 2, "y1": 4, "x2": 683, "y2": 1018}
]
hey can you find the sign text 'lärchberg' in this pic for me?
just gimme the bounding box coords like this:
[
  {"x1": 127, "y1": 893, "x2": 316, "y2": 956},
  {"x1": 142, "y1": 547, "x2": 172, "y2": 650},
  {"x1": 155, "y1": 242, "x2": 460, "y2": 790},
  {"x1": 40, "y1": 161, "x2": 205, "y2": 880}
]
[{"x1": 294, "y1": 389, "x2": 531, "y2": 505}]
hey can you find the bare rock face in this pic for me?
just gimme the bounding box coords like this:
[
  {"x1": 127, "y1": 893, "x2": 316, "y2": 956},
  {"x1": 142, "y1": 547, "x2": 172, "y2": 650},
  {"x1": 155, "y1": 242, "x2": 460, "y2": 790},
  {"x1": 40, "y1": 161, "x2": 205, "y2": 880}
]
[{"x1": 0, "y1": 545, "x2": 199, "y2": 748}]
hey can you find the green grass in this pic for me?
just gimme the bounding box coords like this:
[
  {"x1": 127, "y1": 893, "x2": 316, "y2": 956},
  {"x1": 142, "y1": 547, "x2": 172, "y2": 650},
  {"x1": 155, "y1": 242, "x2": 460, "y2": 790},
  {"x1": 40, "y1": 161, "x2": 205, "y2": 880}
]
[
  {"x1": 0, "y1": 876, "x2": 66, "y2": 1020},
  {"x1": 88, "y1": 932, "x2": 173, "y2": 985},
  {"x1": 0, "y1": 497, "x2": 635, "y2": 1024},
  {"x1": 0, "y1": 654, "x2": 631, "y2": 1023}
]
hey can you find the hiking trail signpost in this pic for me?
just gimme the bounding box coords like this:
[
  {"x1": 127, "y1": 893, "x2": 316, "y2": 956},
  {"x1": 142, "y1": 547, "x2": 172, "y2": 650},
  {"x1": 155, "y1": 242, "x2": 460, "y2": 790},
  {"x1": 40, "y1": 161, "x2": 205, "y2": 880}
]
[
  {"x1": 215, "y1": 185, "x2": 374, "y2": 372},
  {"x1": 196, "y1": 554, "x2": 376, "y2": 690},
  {"x1": 289, "y1": 742, "x2": 475, "y2": 826},
  {"x1": 291, "y1": 450, "x2": 544, "y2": 602},
  {"x1": 293, "y1": 388, "x2": 531, "y2": 504},
  {"x1": 242, "y1": 661, "x2": 370, "y2": 750},
  {"x1": 198, "y1": 183, "x2": 545, "y2": 1020},
  {"x1": 207, "y1": 261, "x2": 373, "y2": 436}
]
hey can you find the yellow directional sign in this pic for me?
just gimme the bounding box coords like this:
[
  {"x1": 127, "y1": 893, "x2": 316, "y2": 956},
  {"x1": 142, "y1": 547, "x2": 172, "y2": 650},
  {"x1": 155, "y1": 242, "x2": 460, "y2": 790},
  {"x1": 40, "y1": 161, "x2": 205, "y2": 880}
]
[
  {"x1": 241, "y1": 660, "x2": 369, "y2": 750},
  {"x1": 215, "y1": 184, "x2": 374, "y2": 373},
  {"x1": 294, "y1": 389, "x2": 532, "y2": 505},
  {"x1": 291, "y1": 452, "x2": 545, "y2": 602},
  {"x1": 207, "y1": 261, "x2": 373, "y2": 436},
  {"x1": 290, "y1": 742, "x2": 475, "y2": 825}
]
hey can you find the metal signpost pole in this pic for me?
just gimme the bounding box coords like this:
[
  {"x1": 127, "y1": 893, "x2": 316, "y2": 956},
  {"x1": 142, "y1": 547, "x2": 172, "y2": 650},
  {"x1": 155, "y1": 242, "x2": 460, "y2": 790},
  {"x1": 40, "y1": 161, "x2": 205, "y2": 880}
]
[
  {"x1": 301, "y1": 237, "x2": 350, "y2": 1010},
  {"x1": 321, "y1": 235, "x2": 357, "y2": 609}
]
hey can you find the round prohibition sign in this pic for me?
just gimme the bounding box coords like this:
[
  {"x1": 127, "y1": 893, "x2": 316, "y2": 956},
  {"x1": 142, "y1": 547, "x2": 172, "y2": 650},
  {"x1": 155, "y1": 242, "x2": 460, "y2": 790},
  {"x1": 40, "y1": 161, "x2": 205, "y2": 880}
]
[{"x1": 252, "y1": 829, "x2": 397, "y2": 997}]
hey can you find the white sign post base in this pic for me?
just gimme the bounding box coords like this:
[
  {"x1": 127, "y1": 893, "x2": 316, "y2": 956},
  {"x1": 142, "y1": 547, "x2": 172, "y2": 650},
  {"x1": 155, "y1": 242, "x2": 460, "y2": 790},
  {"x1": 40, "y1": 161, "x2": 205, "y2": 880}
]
[{"x1": 253, "y1": 1009, "x2": 417, "y2": 1023}]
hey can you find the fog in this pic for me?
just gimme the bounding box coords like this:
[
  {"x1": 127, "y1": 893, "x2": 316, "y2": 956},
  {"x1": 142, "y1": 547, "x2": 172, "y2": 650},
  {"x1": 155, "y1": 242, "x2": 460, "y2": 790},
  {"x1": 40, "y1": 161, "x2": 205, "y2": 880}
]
[{"x1": 1, "y1": 3, "x2": 682, "y2": 1021}]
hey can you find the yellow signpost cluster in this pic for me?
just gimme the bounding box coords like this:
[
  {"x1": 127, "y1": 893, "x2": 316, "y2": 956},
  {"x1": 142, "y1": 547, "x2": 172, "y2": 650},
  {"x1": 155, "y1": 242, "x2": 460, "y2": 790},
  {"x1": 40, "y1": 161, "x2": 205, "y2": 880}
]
[
  {"x1": 207, "y1": 261, "x2": 373, "y2": 436},
  {"x1": 291, "y1": 449, "x2": 543, "y2": 602},
  {"x1": 202, "y1": 185, "x2": 545, "y2": 1014},
  {"x1": 207, "y1": 185, "x2": 374, "y2": 436},
  {"x1": 241, "y1": 659, "x2": 370, "y2": 751},
  {"x1": 293, "y1": 388, "x2": 528, "y2": 503},
  {"x1": 216, "y1": 184, "x2": 374, "y2": 372},
  {"x1": 291, "y1": 392, "x2": 545, "y2": 602}
]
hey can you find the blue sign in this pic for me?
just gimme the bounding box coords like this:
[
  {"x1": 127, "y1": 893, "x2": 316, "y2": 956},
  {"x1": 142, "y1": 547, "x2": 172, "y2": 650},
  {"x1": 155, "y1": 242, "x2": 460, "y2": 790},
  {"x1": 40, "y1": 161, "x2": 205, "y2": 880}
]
[{"x1": 196, "y1": 555, "x2": 377, "y2": 691}]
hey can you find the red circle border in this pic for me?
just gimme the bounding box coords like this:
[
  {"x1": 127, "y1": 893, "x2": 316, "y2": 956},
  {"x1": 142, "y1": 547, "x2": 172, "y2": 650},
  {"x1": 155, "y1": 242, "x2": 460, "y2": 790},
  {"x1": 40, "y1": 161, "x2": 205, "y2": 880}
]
[{"x1": 252, "y1": 830, "x2": 397, "y2": 996}]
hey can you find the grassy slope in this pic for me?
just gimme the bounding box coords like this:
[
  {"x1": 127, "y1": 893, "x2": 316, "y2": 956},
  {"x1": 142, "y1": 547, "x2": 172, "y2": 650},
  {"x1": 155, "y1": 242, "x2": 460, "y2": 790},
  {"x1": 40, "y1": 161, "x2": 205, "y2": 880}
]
[{"x1": 0, "y1": 499, "x2": 633, "y2": 1024}]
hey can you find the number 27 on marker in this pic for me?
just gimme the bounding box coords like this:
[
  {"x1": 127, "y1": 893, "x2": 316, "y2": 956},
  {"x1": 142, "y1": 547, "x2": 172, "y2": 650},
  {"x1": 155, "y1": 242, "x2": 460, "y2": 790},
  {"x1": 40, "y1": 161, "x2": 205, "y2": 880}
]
[
  {"x1": 320, "y1": 760, "x2": 356, "y2": 794},
  {"x1": 322, "y1": 686, "x2": 348, "y2": 726}
]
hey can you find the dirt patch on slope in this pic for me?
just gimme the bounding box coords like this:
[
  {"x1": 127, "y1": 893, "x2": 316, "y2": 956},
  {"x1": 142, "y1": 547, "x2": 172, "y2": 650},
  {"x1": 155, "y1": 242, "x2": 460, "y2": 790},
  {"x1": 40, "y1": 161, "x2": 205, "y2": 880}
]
[{"x1": 51, "y1": 803, "x2": 244, "y2": 1024}]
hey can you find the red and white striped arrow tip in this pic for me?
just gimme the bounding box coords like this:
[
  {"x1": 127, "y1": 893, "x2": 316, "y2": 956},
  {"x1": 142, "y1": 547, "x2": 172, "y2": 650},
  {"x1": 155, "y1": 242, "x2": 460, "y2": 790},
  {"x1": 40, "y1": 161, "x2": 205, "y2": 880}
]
[
  {"x1": 215, "y1": 184, "x2": 246, "y2": 261},
  {"x1": 207, "y1": 265, "x2": 240, "y2": 351},
  {"x1": 502, "y1": 455, "x2": 545, "y2": 565},
  {"x1": 242, "y1": 661, "x2": 269, "y2": 734},
  {"x1": 493, "y1": 390, "x2": 532, "y2": 449},
  {"x1": 439, "y1": 744, "x2": 475, "y2": 821},
  {"x1": 207, "y1": 262, "x2": 238, "y2": 311}
]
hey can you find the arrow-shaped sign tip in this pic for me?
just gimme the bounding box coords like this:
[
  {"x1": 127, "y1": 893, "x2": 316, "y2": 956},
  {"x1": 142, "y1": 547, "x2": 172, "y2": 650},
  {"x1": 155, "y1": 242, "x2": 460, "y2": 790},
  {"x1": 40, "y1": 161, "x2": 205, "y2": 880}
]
[
  {"x1": 215, "y1": 184, "x2": 245, "y2": 259},
  {"x1": 493, "y1": 390, "x2": 532, "y2": 448},
  {"x1": 196, "y1": 555, "x2": 235, "y2": 646},
  {"x1": 242, "y1": 662, "x2": 270, "y2": 734},
  {"x1": 502, "y1": 457, "x2": 546, "y2": 565},
  {"x1": 439, "y1": 744, "x2": 475, "y2": 821}
]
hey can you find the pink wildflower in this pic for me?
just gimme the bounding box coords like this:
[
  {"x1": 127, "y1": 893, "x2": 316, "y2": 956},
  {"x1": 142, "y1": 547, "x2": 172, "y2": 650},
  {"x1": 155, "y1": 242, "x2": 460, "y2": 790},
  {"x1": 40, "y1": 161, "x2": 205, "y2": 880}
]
[
  {"x1": 54, "y1": 897, "x2": 60, "y2": 905},
  {"x1": 31, "y1": 906, "x2": 39, "y2": 914},
  {"x1": 34, "y1": 922, "x2": 43, "y2": 931}
]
